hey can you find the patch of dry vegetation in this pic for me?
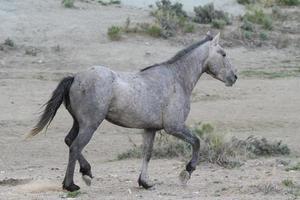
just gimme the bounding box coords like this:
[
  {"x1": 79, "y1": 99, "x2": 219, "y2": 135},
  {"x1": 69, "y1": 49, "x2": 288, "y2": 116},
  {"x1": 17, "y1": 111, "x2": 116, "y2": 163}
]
[
  {"x1": 249, "y1": 182, "x2": 281, "y2": 195},
  {"x1": 107, "y1": 26, "x2": 122, "y2": 41},
  {"x1": 193, "y1": 3, "x2": 231, "y2": 29},
  {"x1": 62, "y1": 0, "x2": 75, "y2": 8},
  {"x1": 118, "y1": 123, "x2": 290, "y2": 168},
  {"x1": 237, "y1": 0, "x2": 299, "y2": 5},
  {"x1": 0, "y1": 38, "x2": 16, "y2": 51},
  {"x1": 225, "y1": 0, "x2": 298, "y2": 48},
  {"x1": 286, "y1": 162, "x2": 300, "y2": 171},
  {"x1": 240, "y1": 67, "x2": 300, "y2": 79},
  {"x1": 106, "y1": 0, "x2": 233, "y2": 40},
  {"x1": 97, "y1": 0, "x2": 121, "y2": 6}
]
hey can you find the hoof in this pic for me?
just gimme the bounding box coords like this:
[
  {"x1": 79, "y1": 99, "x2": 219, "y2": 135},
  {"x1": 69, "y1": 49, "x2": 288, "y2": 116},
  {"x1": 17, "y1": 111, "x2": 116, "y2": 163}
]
[
  {"x1": 138, "y1": 175, "x2": 154, "y2": 189},
  {"x1": 82, "y1": 175, "x2": 92, "y2": 186},
  {"x1": 63, "y1": 183, "x2": 80, "y2": 192},
  {"x1": 80, "y1": 168, "x2": 93, "y2": 179},
  {"x1": 179, "y1": 170, "x2": 190, "y2": 186}
]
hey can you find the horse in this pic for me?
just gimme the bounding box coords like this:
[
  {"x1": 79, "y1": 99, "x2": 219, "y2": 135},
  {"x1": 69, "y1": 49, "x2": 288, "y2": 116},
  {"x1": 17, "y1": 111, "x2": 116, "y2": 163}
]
[{"x1": 28, "y1": 32, "x2": 237, "y2": 192}]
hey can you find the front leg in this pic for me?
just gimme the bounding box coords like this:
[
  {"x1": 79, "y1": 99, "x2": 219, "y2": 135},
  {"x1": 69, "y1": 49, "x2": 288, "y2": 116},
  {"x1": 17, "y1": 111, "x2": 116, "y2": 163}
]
[
  {"x1": 138, "y1": 129, "x2": 156, "y2": 189},
  {"x1": 164, "y1": 125, "x2": 200, "y2": 185}
]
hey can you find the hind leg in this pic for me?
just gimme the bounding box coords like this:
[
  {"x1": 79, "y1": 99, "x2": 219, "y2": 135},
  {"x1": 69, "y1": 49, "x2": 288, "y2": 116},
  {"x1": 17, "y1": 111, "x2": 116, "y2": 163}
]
[
  {"x1": 65, "y1": 119, "x2": 93, "y2": 184},
  {"x1": 138, "y1": 129, "x2": 156, "y2": 189},
  {"x1": 63, "y1": 122, "x2": 100, "y2": 191},
  {"x1": 63, "y1": 70, "x2": 114, "y2": 191}
]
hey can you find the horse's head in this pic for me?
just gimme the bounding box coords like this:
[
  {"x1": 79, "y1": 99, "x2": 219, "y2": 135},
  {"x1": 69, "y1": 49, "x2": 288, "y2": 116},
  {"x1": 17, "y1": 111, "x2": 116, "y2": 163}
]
[{"x1": 205, "y1": 33, "x2": 237, "y2": 87}]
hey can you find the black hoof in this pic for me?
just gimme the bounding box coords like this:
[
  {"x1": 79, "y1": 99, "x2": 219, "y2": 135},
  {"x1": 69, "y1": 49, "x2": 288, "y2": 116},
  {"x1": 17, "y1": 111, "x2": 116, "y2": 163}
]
[
  {"x1": 80, "y1": 167, "x2": 93, "y2": 179},
  {"x1": 186, "y1": 162, "x2": 195, "y2": 176},
  {"x1": 63, "y1": 183, "x2": 80, "y2": 192},
  {"x1": 138, "y1": 175, "x2": 154, "y2": 189}
]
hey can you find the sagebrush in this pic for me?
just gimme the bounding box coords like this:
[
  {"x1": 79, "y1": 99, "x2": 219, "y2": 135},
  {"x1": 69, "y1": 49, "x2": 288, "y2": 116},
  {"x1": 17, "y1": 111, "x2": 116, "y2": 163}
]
[{"x1": 118, "y1": 123, "x2": 290, "y2": 168}]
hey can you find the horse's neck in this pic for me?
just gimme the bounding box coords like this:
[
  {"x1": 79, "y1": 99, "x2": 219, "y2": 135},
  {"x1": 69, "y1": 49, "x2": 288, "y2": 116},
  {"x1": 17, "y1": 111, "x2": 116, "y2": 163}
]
[{"x1": 170, "y1": 43, "x2": 209, "y2": 94}]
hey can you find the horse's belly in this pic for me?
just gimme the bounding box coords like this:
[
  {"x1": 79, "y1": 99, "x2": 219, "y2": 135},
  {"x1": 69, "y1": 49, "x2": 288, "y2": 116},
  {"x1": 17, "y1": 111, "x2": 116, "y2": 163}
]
[
  {"x1": 105, "y1": 73, "x2": 166, "y2": 129},
  {"x1": 106, "y1": 101, "x2": 163, "y2": 129},
  {"x1": 106, "y1": 92, "x2": 163, "y2": 129}
]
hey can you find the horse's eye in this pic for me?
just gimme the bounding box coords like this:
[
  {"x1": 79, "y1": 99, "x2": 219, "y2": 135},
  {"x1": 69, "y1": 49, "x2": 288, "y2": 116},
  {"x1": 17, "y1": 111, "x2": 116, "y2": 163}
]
[{"x1": 222, "y1": 53, "x2": 226, "y2": 57}]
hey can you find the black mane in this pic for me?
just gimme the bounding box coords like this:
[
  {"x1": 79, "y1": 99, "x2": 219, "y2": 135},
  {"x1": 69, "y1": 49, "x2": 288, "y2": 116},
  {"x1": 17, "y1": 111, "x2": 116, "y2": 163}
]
[{"x1": 140, "y1": 35, "x2": 213, "y2": 72}]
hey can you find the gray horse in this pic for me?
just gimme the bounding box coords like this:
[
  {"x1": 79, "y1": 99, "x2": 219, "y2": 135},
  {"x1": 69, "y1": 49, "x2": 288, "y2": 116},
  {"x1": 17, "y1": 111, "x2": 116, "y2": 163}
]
[{"x1": 28, "y1": 32, "x2": 237, "y2": 191}]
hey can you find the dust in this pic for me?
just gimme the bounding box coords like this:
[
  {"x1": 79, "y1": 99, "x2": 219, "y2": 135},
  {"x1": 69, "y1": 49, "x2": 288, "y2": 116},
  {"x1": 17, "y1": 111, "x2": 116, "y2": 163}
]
[{"x1": 16, "y1": 180, "x2": 62, "y2": 193}]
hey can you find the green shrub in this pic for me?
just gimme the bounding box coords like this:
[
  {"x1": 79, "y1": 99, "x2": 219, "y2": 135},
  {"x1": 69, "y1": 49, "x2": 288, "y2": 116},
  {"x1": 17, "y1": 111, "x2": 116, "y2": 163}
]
[
  {"x1": 277, "y1": 0, "x2": 299, "y2": 5},
  {"x1": 4, "y1": 38, "x2": 15, "y2": 47},
  {"x1": 262, "y1": 16, "x2": 273, "y2": 30},
  {"x1": 237, "y1": 0, "x2": 256, "y2": 4},
  {"x1": 62, "y1": 0, "x2": 74, "y2": 8},
  {"x1": 243, "y1": 8, "x2": 273, "y2": 30},
  {"x1": 244, "y1": 8, "x2": 266, "y2": 24},
  {"x1": 193, "y1": 3, "x2": 215, "y2": 24},
  {"x1": 110, "y1": 0, "x2": 121, "y2": 4},
  {"x1": 271, "y1": 6, "x2": 287, "y2": 20},
  {"x1": 282, "y1": 179, "x2": 295, "y2": 187},
  {"x1": 241, "y1": 19, "x2": 255, "y2": 31},
  {"x1": 211, "y1": 19, "x2": 227, "y2": 29},
  {"x1": 107, "y1": 26, "x2": 122, "y2": 40},
  {"x1": 151, "y1": 0, "x2": 188, "y2": 38},
  {"x1": 183, "y1": 23, "x2": 195, "y2": 33},
  {"x1": 194, "y1": 3, "x2": 231, "y2": 25},
  {"x1": 155, "y1": 0, "x2": 187, "y2": 18},
  {"x1": 259, "y1": 31, "x2": 268, "y2": 40},
  {"x1": 244, "y1": 31, "x2": 253, "y2": 39},
  {"x1": 98, "y1": 0, "x2": 121, "y2": 5},
  {"x1": 146, "y1": 25, "x2": 162, "y2": 37}
]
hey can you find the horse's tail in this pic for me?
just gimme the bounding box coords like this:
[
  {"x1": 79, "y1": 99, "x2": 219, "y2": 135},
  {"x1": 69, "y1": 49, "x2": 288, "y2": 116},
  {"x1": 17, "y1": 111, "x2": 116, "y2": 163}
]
[{"x1": 26, "y1": 76, "x2": 74, "y2": 138}]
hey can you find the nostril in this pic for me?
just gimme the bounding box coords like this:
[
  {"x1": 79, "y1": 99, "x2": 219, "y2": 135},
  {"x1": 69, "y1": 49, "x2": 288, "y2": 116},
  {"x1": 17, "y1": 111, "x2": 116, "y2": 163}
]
[{"x1": 234, "y1": 75, "x2": 238, "y2": 79}]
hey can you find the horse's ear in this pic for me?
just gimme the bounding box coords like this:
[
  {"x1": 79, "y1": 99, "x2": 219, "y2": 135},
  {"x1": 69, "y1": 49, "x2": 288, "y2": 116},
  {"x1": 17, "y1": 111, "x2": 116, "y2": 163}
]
[{"x1": 211, "y1": 32, "x2": 220, "y2": 46}]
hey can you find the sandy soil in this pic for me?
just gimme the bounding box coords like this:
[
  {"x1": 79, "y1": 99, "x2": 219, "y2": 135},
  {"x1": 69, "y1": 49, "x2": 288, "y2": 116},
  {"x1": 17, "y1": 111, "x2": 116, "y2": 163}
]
[{"x1": 0, "y1": 0, "x2": 300, "y2": 199}]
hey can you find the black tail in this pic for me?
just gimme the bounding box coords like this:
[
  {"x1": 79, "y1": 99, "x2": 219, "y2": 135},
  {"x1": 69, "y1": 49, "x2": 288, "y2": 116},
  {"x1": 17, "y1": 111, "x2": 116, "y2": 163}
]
[{"x1": 27, "y1": 76, "x2": 74, "y2": 138}]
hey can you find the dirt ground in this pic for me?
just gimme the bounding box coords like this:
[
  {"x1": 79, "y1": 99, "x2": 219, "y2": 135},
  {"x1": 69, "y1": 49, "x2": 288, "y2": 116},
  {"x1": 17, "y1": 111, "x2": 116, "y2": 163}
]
[{"x1": 0, "y1": 0, "x2": 300, "y2": 199}]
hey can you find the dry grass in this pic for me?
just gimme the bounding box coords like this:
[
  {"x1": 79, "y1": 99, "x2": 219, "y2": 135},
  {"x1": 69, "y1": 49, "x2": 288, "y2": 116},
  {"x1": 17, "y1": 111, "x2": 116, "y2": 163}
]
[
  {"x1": 118, "y1": 123, "x2": 290, "y2": 168},
  {"x1": 286, "y1": 162, "x2": 300, "y2": 171},
  {"x1": 240, "y1": 68, "x2": 300, "y2": 79},
  {"x1": 107, "y1": 26, "x2": 122, "y2": 41}
]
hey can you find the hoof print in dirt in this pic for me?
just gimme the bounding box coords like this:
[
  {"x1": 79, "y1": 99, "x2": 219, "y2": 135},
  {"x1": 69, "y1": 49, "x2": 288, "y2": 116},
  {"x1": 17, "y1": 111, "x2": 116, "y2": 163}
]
[{"x1": 179, "y1": 170, "x2": 190, "y2": 186}]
